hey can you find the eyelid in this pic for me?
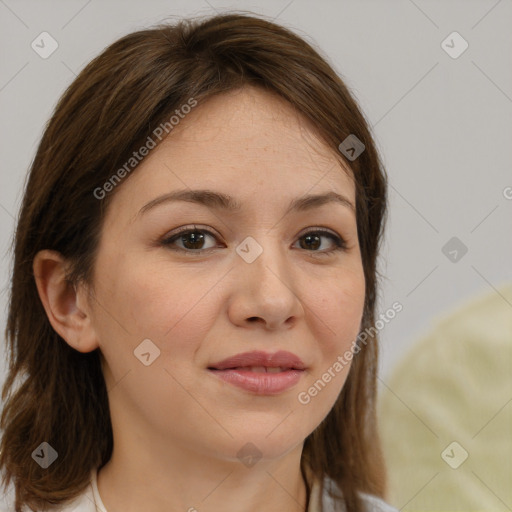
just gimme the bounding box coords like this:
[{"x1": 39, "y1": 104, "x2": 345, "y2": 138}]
[
  {"x1": 160, "y1": 224, "x2": 348, "y2": 255},
  {"x1": 161, "y1": 225, "x2": 221, "y2": 252}
]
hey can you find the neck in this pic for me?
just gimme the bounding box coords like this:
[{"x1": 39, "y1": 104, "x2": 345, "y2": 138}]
[{"x1": 97, "y1": 437, "x2": 309, "y2": 512}]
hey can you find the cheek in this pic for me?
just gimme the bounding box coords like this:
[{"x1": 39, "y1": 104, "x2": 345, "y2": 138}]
[
  {"x1": 302, "y1": 274, "x2": 364, "y2": 403},
  {"x1": 313, "y1": 269, "x2": 366, "y2": 351},
  {"x1": 99, "y1": 257, "x2": 220, "y2": 355},
  {"x1": 94, "y1": 245, "x2": 365, "y2": 368},
  {"x1": 298, "y1": 272, "x2": 365, "y2": 417}
]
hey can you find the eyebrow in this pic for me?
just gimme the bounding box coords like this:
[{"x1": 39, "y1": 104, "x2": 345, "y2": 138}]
[{"x1": 137, "y1": 188, "x2": 355, "y2": 218}]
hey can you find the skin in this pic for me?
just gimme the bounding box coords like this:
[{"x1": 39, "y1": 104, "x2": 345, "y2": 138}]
[{"x1": 34, "y1": 85, "x2": 366, "y2": 512}]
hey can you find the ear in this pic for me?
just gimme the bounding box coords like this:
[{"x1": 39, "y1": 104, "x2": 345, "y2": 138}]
[{"x1": 33, "y1": 249, "x2": 99, "y2": 353}]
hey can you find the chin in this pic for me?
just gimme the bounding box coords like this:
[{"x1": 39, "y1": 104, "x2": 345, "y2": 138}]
[{"x1": 227, "y1": 431, "x2": 306, "y2": 463}]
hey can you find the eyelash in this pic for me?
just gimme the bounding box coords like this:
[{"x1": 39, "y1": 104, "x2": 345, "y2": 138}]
[{"x1": 160, "y1": 225, "x2": 347, "y2": 257}]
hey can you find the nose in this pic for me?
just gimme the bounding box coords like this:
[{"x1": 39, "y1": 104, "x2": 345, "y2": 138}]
[{"x1": 227, "y1": 236, "x2": 305, "y2": 330}]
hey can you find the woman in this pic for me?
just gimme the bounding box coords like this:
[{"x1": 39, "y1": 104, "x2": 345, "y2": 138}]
[{"x1": 0, "y1": 12, "x2": 396, "y2": 512}]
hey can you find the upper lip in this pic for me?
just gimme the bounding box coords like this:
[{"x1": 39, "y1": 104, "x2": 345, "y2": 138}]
[{"x1": 208, "y1": 350, "x2": 306, "y2": 370}]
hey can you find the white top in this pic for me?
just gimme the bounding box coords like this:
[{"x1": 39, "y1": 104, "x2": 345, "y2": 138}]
[{"x1": 1, "y1": 468, "x2": 398, "y2": 511}]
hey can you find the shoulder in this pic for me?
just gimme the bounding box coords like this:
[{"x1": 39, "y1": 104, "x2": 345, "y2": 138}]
[
  {"x1": 359, "y1": 492, "x2": 399, "y2": 512},
  {"x1": 0, "y1": 471, "x2": 98, "y2": 512},
  {"x1": 50, "y1": 483, "x2": 97, "y2": 512},
  {"x1": 320, "y1": 490, "x2": 398, "y2": 512},
  {"x1": 313, "y1": 476, "x2": 399, "y2": 512}
]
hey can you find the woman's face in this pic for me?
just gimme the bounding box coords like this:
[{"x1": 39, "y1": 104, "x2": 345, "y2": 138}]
[{"x1": 85, "y1": 86, "x2": 365, "y2": 464}]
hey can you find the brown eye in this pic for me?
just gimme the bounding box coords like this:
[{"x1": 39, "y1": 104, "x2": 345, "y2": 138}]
[
  {"x1": 161, "y1": 226, "x2": 347, "y2": 256},
  {"x1": 161, "y1": 227, "x2": 220, "y2": 253},
  {"x1": 295, "y1": 230, "x2": 347, "y2": 255}
]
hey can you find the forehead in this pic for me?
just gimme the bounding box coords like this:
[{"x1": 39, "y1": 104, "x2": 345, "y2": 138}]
[
  {"x1": 107, "y1": 86, "x2": 356, "y2": 220},
  {"x1": 167, "y1": 86, "x2": 350, "y2": 173}
]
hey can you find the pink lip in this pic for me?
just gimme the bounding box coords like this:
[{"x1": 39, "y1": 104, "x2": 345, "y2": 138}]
[
  {"x1": 208, "y1": 350, "x2": 306, "y2": 371},
  {"x1": 208, "y1": 350, "x2": 306, "y2": 395},
  {"x1": 209, "y1": 368, "x2": 304, "y2": 395}
]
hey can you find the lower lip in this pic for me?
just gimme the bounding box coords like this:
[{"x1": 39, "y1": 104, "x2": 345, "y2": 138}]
[{"x1": 208, "y1": 368, "x2": 304, "y2": 395}]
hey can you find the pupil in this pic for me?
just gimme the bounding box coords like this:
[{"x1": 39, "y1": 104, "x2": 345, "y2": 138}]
[
  {"x1": 183, "y1": 232, "x2": 204, "y2": 249},
  {"x1": 180, "y1": 232, "x2": 322, "y2": 251},
  {"x1": 302, "y1": 234, "x2": 320, "y2": 250}
]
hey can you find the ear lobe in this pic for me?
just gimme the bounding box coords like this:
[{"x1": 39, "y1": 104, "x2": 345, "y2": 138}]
[{"x1": 33, "y1": 249, "x2": 99, "y2": 353}]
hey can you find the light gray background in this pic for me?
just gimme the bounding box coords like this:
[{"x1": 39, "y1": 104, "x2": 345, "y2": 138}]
[{"x1": 1, "y1": 1, "x2": 511, "y2": 391}]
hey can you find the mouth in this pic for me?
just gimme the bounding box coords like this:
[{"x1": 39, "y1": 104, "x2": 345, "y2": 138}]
[
  {"x1": 207, "y1": 367, "x2": 304, "y2": 395},
  {"x1": 208, "y1": 366, "x2": 300, "y2": 373},
  {"x1": 207, "y1": 351, "x2": 307, "y2": 395},
  {"x1": 208, "y1": 350, "x2": 306, "y2": 372}
]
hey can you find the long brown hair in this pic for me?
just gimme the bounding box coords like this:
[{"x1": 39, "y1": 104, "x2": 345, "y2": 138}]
[{"x1": 0, "y1": 12, "x2": 388, "y2": 511}]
